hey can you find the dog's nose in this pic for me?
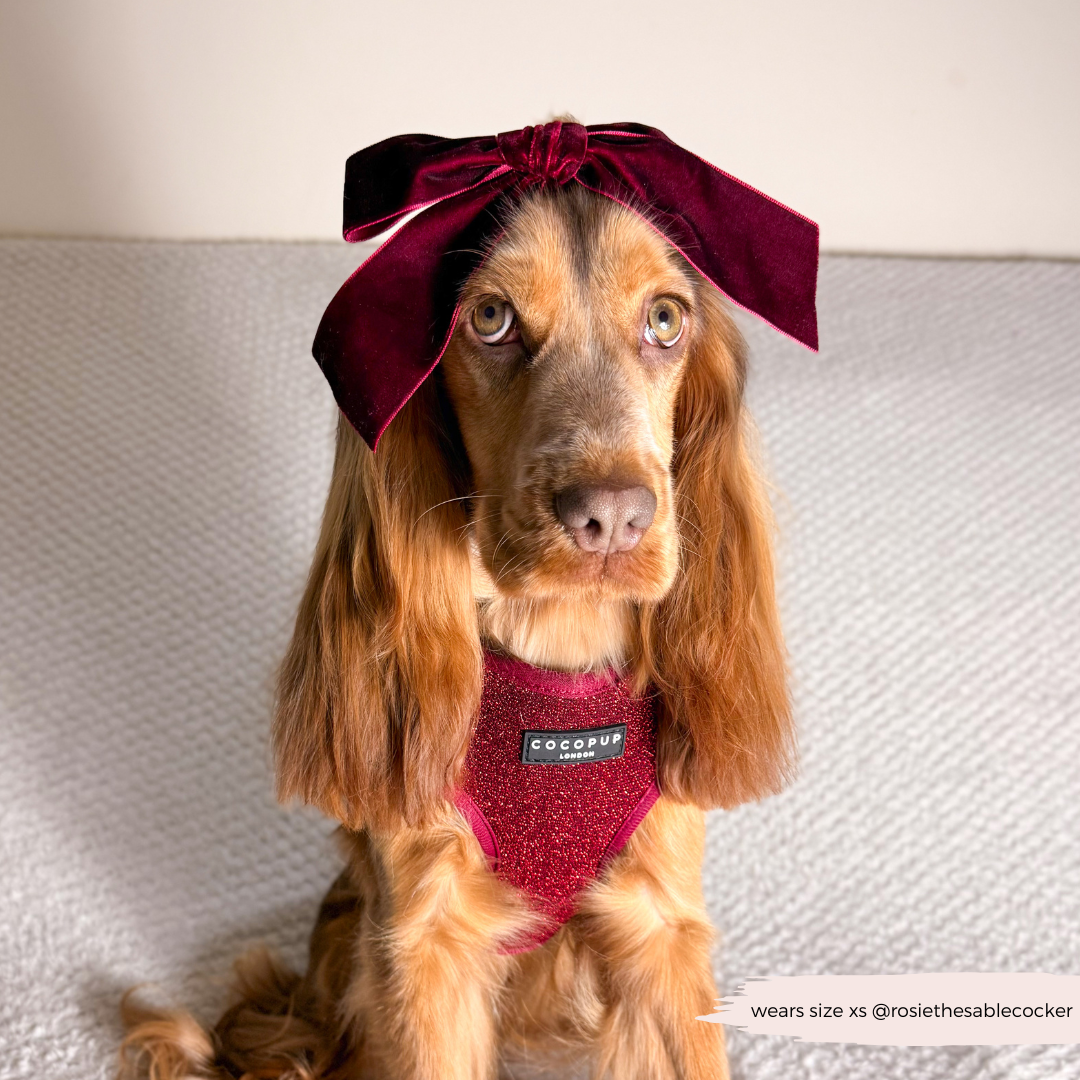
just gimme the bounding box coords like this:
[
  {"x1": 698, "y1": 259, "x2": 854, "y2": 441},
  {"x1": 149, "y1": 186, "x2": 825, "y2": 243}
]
[{"x1": 554, "y1": 484, "x2": 657, "y2": 554}]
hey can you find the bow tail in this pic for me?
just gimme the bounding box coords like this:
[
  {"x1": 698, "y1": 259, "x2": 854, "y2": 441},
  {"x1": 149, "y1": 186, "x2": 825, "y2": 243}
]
[
  {"x1": 579, "y1": 140, "x2": 819, "y2": 351},
  {"x1": 314, "y1": 177, "x2": 513, "y2": 448}
]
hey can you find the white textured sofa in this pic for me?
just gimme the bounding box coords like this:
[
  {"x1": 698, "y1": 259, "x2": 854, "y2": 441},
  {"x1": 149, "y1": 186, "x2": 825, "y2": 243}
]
[{"x1": 1, "y1": 240, "x2": 1077, "y2": 1080}]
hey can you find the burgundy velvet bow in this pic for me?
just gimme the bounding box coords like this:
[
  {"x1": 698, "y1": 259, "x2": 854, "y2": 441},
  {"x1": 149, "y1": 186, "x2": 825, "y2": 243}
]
[{"x1": 313, "y1": 121, "x2": 819, "y2": 449}]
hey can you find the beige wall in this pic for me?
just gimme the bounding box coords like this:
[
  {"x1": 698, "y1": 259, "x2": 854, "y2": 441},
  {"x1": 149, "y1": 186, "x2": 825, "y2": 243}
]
[{"x1": 1, "y1": 0, "x2": 1077, "y2": 255}]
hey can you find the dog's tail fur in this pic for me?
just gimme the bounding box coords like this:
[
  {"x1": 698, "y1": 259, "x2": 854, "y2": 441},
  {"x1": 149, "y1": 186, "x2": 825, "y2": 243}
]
[{"x1": 118, "y1": 874, "x2": 361, "y2": 1080}]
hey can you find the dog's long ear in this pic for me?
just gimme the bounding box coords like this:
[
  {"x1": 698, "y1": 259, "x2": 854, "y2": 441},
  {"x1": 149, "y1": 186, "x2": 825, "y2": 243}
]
[
  {"x1": 273, "y1": 377, "x2": 482, "y2": 830},
  {"x1": 643, "y1": 288, "x2": 795, "y2": 809}
]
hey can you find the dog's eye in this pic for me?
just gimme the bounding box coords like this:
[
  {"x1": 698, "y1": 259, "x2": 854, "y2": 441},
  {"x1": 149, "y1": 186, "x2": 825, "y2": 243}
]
[
  {"x1": 644, "y1": 298, "x2": 684, "y2": 348},
  {"x1": 471, "y1": 299, "x2": 516, "y2": 344}
]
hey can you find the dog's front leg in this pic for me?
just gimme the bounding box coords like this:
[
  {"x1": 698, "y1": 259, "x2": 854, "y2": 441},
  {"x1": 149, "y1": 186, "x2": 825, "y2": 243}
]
[
  {"x1": 579, "y1": 796, "x2": 730, "y2": 1080},
  {"x1": 342, "y1": 811, "x2": 529, "y2": 1080}
]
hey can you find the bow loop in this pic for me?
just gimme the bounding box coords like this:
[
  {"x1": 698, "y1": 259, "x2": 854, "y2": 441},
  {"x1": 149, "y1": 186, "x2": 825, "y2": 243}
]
[{"x1": 497, "y1": 121, "x2": 588, "y2": 186}]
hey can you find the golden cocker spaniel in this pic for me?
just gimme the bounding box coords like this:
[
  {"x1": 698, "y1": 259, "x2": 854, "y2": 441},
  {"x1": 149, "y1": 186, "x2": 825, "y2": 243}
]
[{"x1": 120, "y1": 180, "x2": 795, "y2": 1080}]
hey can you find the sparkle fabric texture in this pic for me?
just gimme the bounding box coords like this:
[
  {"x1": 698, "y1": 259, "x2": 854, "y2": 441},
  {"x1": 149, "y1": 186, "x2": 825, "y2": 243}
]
[
  {"x1": 313, "y1": 120, "x2": 820, "y2": 447},
  {"x1": 456, "y1": 651, "x2": 660, "y2": 950}
]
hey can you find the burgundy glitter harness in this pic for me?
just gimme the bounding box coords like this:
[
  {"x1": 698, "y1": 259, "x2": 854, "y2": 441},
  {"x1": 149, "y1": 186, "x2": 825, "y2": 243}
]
[{"x1": 456, "y1": 652, "x2": 660, "y2": 950}]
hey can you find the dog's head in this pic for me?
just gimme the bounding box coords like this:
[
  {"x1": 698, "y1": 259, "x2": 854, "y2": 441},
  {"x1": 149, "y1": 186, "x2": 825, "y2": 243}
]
[
  {"x1": 444, "y1": 185, "x2": 689, "y2": 608},
  {"x1": 275, "y1": 185, "x2": 794, "y2": 829}
]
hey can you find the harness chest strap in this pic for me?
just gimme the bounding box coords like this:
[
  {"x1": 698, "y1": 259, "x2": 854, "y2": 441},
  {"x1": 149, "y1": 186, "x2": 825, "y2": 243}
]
[{"x1": 455, "y1": 650, "x2": 660, "y2": 952}]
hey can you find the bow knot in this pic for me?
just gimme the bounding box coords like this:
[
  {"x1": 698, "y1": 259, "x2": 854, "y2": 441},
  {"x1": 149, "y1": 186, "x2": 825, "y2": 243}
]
[{"x1": 497, "y1": 121, "x2": 588, "y2": 185}]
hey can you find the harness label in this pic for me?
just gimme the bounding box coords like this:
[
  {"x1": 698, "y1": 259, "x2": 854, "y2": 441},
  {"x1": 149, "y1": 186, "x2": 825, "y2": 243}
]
[{"x1": 520, "y1": 723, "x2": 628, "y2": 764}]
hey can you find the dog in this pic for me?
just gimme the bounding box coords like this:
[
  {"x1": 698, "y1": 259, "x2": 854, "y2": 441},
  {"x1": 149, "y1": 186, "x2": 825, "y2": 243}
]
[{"x1": 119, "y1": 177, "x2": 796, "y2": 1080}]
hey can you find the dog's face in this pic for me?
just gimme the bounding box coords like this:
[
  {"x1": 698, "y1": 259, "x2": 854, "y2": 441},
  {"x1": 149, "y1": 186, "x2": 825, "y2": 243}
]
[{"x1": 440, "y1": 187, "x2": 697, "y2": 605}]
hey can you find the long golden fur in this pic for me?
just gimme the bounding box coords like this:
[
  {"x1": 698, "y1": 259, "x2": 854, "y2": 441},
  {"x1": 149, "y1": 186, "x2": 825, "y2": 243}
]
[{"x1": 119, "y1": 182, "x2": 794, "y2": 1080}]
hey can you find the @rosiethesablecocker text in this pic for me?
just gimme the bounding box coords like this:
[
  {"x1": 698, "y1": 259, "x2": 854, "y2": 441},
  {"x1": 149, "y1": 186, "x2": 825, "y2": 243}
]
[
  {"x1": 750, "y1": 1002, "x2": 1074, "y2": 1020},
  {"x1": 699, "y1": 974, "x2": 1080, "y2": 1045}
]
